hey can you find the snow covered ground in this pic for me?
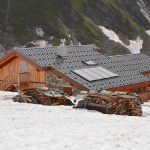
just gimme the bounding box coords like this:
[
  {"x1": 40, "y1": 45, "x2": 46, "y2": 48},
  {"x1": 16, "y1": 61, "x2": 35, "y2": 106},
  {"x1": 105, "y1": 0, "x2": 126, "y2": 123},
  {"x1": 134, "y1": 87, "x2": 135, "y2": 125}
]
[{"x1": 0, "y1": 91, "x2": 150, "y2": 150}]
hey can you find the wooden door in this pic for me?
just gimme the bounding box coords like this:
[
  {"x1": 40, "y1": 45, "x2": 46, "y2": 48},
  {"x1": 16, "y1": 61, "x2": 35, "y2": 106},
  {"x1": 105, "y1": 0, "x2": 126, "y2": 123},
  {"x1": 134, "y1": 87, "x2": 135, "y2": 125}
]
[
  {"x1": 8, "y1": 65, "x2": 16, "y2": 82},
  {"x1": 148, "y1": 91, "x2": 150, "y2": 101},
  {"x1": 63, "y1": 86, "x2": 72, "y2": 96},
  {"x1": 20, "y1": 60, "x2": 28, "y2": 83},
  {"x1": 147, "y1": 86, "x2": 150, "y2": 101}
]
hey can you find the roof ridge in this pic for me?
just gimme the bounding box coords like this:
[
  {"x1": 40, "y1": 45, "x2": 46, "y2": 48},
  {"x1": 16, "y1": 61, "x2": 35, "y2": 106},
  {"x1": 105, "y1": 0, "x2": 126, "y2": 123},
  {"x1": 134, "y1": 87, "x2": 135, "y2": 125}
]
[
  {"x1": 14, "y1": 44, "x2": 98, "y2": 50},
  {"x1": 108, "y1": 53, "x2": 147, "y2": 57}
]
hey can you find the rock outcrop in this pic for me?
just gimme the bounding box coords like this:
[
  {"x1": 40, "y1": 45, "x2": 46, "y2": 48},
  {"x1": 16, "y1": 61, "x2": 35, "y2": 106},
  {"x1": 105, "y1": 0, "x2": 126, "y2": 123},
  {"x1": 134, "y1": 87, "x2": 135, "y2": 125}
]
[{"x1": 0, "y1": 0, "x2": 150, "y2": 55}]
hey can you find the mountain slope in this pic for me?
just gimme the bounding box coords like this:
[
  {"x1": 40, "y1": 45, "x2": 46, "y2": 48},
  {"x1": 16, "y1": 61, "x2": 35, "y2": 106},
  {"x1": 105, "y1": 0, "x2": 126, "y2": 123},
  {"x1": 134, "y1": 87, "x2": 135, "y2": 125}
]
[{"x1": 0, "y1": 0, "x2": 150, "y2": 55}]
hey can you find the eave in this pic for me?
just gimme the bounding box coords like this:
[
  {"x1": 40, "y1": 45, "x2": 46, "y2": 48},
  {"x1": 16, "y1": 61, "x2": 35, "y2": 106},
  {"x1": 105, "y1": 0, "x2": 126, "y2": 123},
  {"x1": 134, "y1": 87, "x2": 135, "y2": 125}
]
[
  {"x1": 0, "y1": 51, "x2": 17, "y2": 68},
  {"x1": 107, "y1": 81, "x2": 150, "y2": 92}
]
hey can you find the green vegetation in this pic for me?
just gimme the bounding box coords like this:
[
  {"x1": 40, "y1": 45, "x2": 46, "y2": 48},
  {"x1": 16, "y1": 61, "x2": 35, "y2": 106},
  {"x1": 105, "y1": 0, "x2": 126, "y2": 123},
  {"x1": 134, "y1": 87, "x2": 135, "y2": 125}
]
[
  {"x1": 0, "y1": 1, "x2": 7, "y2": 25},
  {"x1": 68, "y1": 0, "x2": 94, "y2": 11},
  {"x1": 52, "y1": 37, "x2": 60, "y2": 46},
  {"x1": 11, "y1": 0, "x2": 66, "y2": 44},
  {"x1": 112, "y1": 46, "x2": 129, "y2": 55},
  {"x1": 66, "y1": 0, "x2": 147, "y2": 46},
  {"x1": 112, "y1": 46, "x2": 122, "y2": 55},
  {"x1": 101, "y1": 0, "x2": 140, "y2": 39},
  {"x1": 76, "y1": 15, "x2": 104, "y2": 48},
  {"x1": 0, "y1": 0, "x2": 150, "y2": 55}
]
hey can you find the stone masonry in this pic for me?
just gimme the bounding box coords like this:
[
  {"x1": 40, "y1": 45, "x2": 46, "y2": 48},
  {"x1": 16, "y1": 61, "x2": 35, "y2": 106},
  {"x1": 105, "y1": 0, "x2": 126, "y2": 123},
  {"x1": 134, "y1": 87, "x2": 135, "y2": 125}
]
[{"x1": 46, "y1": 70, "x2": 81, "y2": 95}]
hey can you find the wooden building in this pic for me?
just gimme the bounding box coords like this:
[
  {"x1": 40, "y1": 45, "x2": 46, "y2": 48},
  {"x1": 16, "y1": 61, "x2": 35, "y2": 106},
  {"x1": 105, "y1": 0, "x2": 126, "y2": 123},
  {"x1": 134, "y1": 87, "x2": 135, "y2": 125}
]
[
  {"x1": 0, "y1": 52, "x2": 46, "y2": 91},
  {"x1": 0, "y1": 45, "x2": 150, "y2": 101}
]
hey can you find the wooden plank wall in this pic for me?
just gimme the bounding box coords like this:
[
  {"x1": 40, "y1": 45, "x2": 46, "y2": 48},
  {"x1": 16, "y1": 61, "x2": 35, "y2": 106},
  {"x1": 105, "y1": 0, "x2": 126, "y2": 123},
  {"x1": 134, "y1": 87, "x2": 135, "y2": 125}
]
[
  {"x1": 0, "y1": 58, "x2": 20, "y2": 82},
  {"x1": 138, "y1": 93, "x2": 149, "y2": 102},
  {"x1": 0, "y1": 57, "x2": 46, "y2": 90},
  {"x1": 29, "y1": 69, "x2": 46, "y2": 88}
]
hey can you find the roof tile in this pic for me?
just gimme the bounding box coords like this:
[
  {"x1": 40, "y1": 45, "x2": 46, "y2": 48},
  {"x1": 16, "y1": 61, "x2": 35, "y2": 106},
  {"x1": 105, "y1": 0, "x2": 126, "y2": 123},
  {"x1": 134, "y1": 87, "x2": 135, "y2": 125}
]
[{"x1": 15, "y1": 45, "x2": 150, "y2": 90}]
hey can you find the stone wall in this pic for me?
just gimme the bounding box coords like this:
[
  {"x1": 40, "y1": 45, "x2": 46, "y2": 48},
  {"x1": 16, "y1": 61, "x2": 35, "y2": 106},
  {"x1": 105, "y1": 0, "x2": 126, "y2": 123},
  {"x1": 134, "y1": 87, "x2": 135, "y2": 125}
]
[{"x1": 46, "y1": 70, "x2": 81, "y2": 95}]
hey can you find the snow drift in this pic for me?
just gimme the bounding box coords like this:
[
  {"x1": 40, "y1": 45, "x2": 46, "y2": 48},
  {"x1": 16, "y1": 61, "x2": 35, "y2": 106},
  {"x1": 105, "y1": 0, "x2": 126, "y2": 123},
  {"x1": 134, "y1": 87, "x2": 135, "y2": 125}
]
[{"x1": 0, "y1": 91, "x2": 150, "y2": 150}]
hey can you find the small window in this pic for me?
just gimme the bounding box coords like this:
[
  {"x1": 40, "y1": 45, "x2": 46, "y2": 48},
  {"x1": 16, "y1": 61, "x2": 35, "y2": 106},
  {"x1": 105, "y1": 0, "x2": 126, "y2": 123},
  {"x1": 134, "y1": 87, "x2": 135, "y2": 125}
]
[
  {"x1": 97, "y1": 49, "x2": 102, "y2": 53},
  {"x1": 131, "y1": 89, "x2": 139, "y2": 93},
  {"x1": 83, "y1": 60, "x2": 97, "y2": 65},
  {"x1": 10, "y1": 66, "x2": 14, "y2": 70},
  {"x1": 140, "y1": 87, "x2": 145, "y2": 93},
  {"x1": 29, "y1": 64, "x2": 34, "y2": 71}
]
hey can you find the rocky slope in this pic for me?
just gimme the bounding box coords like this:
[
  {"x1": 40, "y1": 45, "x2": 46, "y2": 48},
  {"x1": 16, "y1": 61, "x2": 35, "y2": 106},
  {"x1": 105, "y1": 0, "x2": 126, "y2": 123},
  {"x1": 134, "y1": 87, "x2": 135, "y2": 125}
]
[{"x1": 0, "y1": 0, "x2": 150, "y2": 55}]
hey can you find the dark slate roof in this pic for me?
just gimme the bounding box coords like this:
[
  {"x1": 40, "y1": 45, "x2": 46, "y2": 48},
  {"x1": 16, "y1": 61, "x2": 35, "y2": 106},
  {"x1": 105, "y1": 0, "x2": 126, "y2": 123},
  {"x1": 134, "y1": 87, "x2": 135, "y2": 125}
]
[{"x1": 15, "y1": 45, "x2": 150, "y2": 90}]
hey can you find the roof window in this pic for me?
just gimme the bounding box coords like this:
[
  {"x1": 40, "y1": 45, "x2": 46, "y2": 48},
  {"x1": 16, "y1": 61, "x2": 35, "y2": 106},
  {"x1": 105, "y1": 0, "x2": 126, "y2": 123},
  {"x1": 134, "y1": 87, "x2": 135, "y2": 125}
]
[
  {"x1": 83, "y1": 60, "x2": 97, "y2": 65},
  {"x1": 73, "y1": 67, "x2": 119, "y2": 81}
]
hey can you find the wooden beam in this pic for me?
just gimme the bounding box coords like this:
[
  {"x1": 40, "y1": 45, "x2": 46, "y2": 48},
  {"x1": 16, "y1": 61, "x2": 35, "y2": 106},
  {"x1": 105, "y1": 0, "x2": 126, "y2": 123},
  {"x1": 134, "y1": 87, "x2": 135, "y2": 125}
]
[
  {"x1": 19, "y1": 72, "x2": 29, "y2": 74},
  {"x1": 128, "y1": 90, "x2": 131, "y2": 94},
  {"x1": 142, "y1": 72, "x2": 150, "y2": 75},
  {"x1": 29, "y1": 82, "x2": 46, "y2": 84},
  {"x1": 145, "y1": 86, "x2": 148, "y2": 92},
  {"x1": 0, "y1": 51, "x2": 17, "y2": 67},
  {"x1": 108, "y1": 82, "x2": 150, "y2": 92}
]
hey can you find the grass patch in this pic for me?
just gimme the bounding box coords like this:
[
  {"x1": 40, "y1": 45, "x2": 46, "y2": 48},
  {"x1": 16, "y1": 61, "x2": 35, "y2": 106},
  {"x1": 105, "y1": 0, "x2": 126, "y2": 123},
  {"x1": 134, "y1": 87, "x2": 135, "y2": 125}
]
[{"x1": 112, "y1": 45, "x2": 129, "y2": 55}]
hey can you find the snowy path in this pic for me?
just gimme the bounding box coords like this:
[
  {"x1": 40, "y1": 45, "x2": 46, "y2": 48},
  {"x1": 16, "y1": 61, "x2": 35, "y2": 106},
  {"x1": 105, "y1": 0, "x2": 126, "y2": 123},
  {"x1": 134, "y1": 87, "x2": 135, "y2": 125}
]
[{"x1": 0, "y1": 91, "x2": 150, "y2": 150}]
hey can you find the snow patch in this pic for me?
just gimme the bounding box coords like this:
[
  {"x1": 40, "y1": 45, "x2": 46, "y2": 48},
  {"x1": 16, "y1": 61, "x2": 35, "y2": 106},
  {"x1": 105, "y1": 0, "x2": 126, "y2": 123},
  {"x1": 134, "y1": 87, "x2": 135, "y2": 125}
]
[
  {"x1": 137, "y1": 0, "x2": 150, "y2": 22},
  {"x1": 35, "y1": 40, "x2": 47, "y2": 47},
  {"x1": 142, "y1": 103, "x2": 150, "y2": 117},
  {"x1": 99, "y1": 26, "x2": 124, "y2": 45},
  {"x1": 126, "y1": 37, "x2": 143, "y2": 54},
  {"x1": 99, "y1": 26, "x2": 143, "y2": 54},
  {"x1": 146, "y1": 30, "x2": 150, "y2": 36},
  {"x1": 29, "y1": 40, "x2": 49, "y2": 47},
  {"x1": 36, "y1": 28, "x2": 44, "y2": 37}
]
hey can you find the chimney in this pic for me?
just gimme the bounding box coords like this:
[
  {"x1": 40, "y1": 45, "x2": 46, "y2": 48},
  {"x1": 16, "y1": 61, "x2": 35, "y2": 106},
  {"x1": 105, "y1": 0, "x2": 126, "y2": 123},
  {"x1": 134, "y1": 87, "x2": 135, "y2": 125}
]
[
  {"x1": 70, "y1": 40, "x2": 73, "y2": 46},
  {"x1": 57, "y1": 46, "x2": 68, "y2": 58},
  {"x1": 96, "y1": 49, "x2": 103, "y2": 53}
]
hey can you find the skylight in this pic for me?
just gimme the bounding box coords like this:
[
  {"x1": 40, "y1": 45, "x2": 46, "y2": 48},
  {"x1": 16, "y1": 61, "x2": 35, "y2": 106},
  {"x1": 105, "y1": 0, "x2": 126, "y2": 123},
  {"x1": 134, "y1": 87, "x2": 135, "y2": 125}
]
[
  {"x1": 83, "y1": 60, "x2": 97, "y2": 65},
  {"x1": 73, "y1": 67, "x2": 119, "y2": 81}
]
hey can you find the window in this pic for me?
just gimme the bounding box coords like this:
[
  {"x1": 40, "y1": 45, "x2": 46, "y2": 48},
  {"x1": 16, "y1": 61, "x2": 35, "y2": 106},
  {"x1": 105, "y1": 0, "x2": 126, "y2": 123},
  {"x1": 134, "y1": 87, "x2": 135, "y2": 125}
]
[
  {"x1": 73, "y1": 66, "x2": 118, "y2": 81},
  {"x1": 140, "y1": 87, "x2": 145, "y2": 93},
  {"x1": 10, "y1": 66, "x2": 14, "y2": 70},
  {"x1": 131, "y1": 89, "x2": 139, "y2": 93},
  {"x1": 83, "y1": 60, "x2": 97, "y2": 65},
  {"x1": 131, "y1": 88, "x2": 146, "y2": 93},
  {"x1": 29, "y1": 64, "x2": 34, "y2": 71}
]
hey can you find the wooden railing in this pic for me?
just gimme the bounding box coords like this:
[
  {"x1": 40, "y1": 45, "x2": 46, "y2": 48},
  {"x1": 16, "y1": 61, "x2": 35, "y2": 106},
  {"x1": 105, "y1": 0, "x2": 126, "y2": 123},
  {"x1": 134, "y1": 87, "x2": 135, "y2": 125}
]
[
  {"x1": 1, "y1": 74, "x2": 14, "y2": 90},
  {"x1": 18, "y1": 72, "x2": 29, "y2": 86},
  {"x1": 1, "y1": 72, "x2": 30, "y2": 91}
]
